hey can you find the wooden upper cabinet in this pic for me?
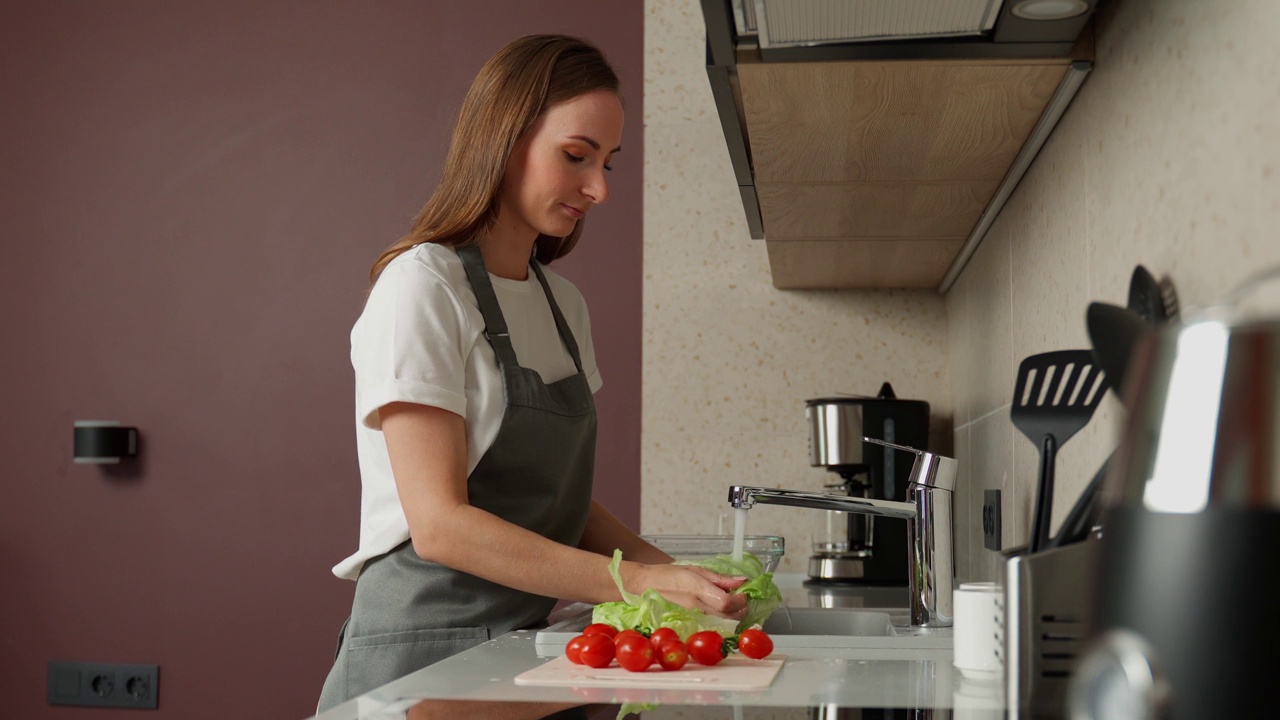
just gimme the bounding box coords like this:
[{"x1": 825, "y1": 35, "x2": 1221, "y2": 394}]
[
  {"x1": 735, "y1": 55, "x2": 1085, "y2": 289},
  {"x1": 741, "y1": 62, "x2": 1068, "y2": 183}
]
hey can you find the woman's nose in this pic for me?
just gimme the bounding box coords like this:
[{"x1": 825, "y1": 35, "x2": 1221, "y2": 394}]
[{"x1": 583, "y1": 168, "x2": 609, "y2": 205}]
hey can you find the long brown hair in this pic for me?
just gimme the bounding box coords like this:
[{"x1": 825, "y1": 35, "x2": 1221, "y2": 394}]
[{"x1": 369, "y1": 34, "x2": 620, "y2": 283}]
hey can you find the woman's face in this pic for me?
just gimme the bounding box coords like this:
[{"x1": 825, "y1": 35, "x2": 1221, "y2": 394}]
[{"x1": 498, "y1": 89, "x2": 624, "y2": 240}]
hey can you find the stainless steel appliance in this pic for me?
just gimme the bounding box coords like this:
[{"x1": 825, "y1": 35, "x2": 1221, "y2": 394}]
[
  {"x1": 805, "y1": 383, "x2": 930, "y2": 584},
  {"x1": 1069, "y1": 269, "x2": 1280, "y2": 719}
]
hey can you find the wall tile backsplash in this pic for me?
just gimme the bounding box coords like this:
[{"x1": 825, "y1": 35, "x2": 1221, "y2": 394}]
[
  {"x1": 641, "y1": 0, "x2": 950, "y2": 575},
  {"x1": 643, "y1": 0, "x2": 1280, "y2": 582},
  {"x1": 950, "y1": 0, "x2": 1280, "y2": 579}
]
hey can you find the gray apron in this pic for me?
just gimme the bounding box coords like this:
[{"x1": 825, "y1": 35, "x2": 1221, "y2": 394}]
[{"x1": 317, "y1": 244, "x2": 597, "y2": 711}]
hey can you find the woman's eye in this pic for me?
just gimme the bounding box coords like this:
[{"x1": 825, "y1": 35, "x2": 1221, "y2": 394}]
[{"x1": 564, "y1": 151, "x2": 612, "y2": 171}]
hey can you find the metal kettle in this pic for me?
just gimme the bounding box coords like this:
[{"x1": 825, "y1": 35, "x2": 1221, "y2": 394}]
[
  {"x1": 1103, "y1": 274, "x2": 1280, "y2": 514},
  {"x1": 1070, "y1": 268, "x2": 1280, "y2": 720}
]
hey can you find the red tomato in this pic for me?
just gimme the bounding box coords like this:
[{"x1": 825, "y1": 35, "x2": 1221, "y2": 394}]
[
  {"x1": 615, "y1": 634, "x2": 655, "y2": 672},
  {"x1": 582, "y1": 623, "x2": 618, "y2": 639},
  {"x1": 687, "y1": 630, "x2": 726, "y2": 666},
  {"x1": 578, "y1": 633, "x2": 615, "y2": 668},
  {"x1": 657, "y1": 640, "x2": 689, "y2": 671},
  {"x1": 614, "y1": 629, "x2": 646, "y2": 646},
  {"x1": 565, "y1": 635, "x2": 589, "y2": 665},
  {"x1": 738, "y1": 628, "x2": 774, "y2": 660},
  {"x1": 648, "y1": 627, "x2": 679, "y2": 649}
]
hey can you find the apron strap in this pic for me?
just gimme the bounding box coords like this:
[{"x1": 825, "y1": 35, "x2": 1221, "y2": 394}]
[
  {"x1": 456, "y1": 243, "x2": 585, "y2": 375},
  {"x1": 457, "y1": 244, "x2": 519, "y2": 371},
  {"x1": 530, "y1": 261, "x2": 585, "y2": 374}
]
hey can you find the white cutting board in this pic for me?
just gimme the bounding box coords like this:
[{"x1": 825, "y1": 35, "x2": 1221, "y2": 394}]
[{"x1": 514, "y1": 654, "x2": 785, "y2": 690}]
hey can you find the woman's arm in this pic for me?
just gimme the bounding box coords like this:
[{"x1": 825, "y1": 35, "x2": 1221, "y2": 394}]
[
  {"x1": 577, "y1": 500, "x2": 671, "y2": 564},
  {"x1": 381, "y1": 402, "x2": 747, "y2": 617}
]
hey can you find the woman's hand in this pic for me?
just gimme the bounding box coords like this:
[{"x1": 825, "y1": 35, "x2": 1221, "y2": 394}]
[{"x1": 621, "y1": 561, "x2": 749, "y2": 620}]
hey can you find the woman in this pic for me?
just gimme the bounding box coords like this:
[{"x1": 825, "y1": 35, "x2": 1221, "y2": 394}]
[{"x1": 317, "y1": 34, "x2": 748, "y2": 710}]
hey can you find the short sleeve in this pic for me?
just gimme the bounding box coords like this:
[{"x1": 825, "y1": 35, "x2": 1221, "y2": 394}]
[
  {"x1": 351, "y1": 259, "x2": 475, "y2": 430},
  {"x1": 579, "y1": 306, "x2": 603, "y2": 394}
]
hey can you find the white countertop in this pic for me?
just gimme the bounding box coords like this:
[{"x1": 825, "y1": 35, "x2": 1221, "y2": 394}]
[{"x1": 310, "y1": 576, "x2": 1005, "y2": 720}]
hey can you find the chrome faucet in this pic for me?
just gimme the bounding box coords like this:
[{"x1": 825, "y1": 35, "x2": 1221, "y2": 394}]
[{"x1": 729, "y1": 438, "x2": 956, "y2": 628}]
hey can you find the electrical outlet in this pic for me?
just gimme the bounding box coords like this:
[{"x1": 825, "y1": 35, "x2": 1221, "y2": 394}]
[
  {"x1": 983, "y1": 489, "x2": 1002, "y2": 551},
  {"x1": 48, "y1": 661, "x2": 159, "y2": 709}
]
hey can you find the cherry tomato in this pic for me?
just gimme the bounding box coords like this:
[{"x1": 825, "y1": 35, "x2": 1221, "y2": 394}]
[
  {"x1": 582, "y1": 623, "x2": 618, "y2": 639},
  {"x1": 687, "y1": 630, "x2": 726, "y2": 666},
  {"x1": 578, "y1": 633, "x2": 615, "y2": 669},
  {"x1": 738, "y1": 628, "x2": 775, "y2": 660},
  {"x1": 565, "y1": 634, "x2": 589, "y2": 664},
  {"x1": 657, "y1": 640, "x2": 689, "y2": 671},
  {"x1": 648, "y1": 627, "x2": 679, "y2": 649},
  {"x1": 615, "y1": 634, "x2": 655, "y2": 672},
  {"x1": 614, "y1": 629, "x2": 646, "y2": 646}
]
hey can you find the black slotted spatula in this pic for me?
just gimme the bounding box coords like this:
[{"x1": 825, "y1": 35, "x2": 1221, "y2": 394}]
[{"x1": 1011, "y1": 350, "x2": 1111, "y2": 553}]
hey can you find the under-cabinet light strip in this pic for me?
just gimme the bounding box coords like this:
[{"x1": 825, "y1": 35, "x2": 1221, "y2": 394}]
[{"x1": 937, "y1": 60, "x2": 1093, "y2": 294}]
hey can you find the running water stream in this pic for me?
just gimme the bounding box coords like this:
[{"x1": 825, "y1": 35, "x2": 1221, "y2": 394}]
[
  {"x1": 731, "y1": 507, "x2": 748, "y2": 562},
  {"x1": 731, "y1": 505, "x2": 795, "y2": 630}
]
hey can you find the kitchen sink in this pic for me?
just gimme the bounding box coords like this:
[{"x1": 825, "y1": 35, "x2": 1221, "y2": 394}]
[
  {"x1": 761, "y1": 607, "x2": 893, "y2": 637},
  {"x1": 762, "y1": 607, "x2": 951, "y2": 649},
  {"x1": 533, "y1": 605, "x2": 952, "y2": 651}
]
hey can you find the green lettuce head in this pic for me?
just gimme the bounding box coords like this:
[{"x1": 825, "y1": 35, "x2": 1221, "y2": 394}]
[
  {"x1": 676, "y1": 552, "x2": 784, "y2": 632},
  {"x1": 591, "y1": 549, "x2": 783, "y2": 640}
]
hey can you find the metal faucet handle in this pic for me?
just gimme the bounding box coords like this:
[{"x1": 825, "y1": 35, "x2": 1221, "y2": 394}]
[
  {"x1": 862, "y1": 436, "x2": 958, "y2": 492},
  {"x1": 861, "y1": 436, "x2": 927, "y2": 456}
]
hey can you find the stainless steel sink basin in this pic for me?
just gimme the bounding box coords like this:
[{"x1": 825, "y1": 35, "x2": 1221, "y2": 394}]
[
  {"x1": 760, "y1": 607, "x2": 951, "y2": 650},
  {"x1": 533, "y1": 605, "x2": 952, "y2": 651},
  {"x1": 761, "y1": 607, "x2": 894, "y2": 637}
]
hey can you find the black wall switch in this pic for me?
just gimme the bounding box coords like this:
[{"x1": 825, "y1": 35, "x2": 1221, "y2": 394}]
[{"x1": 983, "y1": 489, "x2": 1002, "y2": 551}]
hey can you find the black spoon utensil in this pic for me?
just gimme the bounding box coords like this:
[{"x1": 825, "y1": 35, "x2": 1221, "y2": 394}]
[{"x1": 1086, "y1": 302, "x2": 1152, "y2": 396}]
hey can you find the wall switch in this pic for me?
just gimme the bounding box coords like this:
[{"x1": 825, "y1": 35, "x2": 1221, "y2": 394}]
[
  {"x1": 983, "y1": 489, "x2": 1002, "y2": 551},
  {"x1": 47, "y1": 661, "x2": 159, "y2": 709}
]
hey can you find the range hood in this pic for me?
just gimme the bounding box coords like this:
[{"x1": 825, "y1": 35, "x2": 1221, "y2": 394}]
[
  {"x1": 702, "y1": 0, "x2": 1098, "y2": 290},
  {"x1": 737, "y1": 0, "x2": 1002, "y2": 47},
  {"x1": 729, "y1": 0, "x2": 1096, "y2": 56}
]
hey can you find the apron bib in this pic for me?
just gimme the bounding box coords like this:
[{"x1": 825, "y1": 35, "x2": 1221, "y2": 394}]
[{"x1": 318, "y1": 244, "x2": 597, "y2": 710}]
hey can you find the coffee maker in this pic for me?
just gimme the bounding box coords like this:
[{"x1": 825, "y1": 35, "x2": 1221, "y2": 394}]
[{"x1": 805, "y1": 383, "x2": 930, "y2": 585}]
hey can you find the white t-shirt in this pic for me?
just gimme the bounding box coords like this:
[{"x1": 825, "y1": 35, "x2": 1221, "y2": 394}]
[{"x1": 332, "y1": 242, "x2": 602, "y2": 580}]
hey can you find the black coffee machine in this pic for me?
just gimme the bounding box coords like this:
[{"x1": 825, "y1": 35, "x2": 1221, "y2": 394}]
[{"x1": 804, "y1": 383, "x2": 930, "y2": 585}]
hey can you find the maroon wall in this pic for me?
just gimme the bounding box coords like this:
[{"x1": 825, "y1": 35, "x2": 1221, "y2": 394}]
[{"x1": 0, "y1": 2, "x2": 642, "y2": 718}]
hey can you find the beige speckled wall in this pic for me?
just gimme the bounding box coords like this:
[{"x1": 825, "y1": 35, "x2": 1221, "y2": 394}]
[
  {"x1": 641, "y1": 1, "x2": 951, "y2": 575},
  {"x1": 949, "y1": 0, "x2": 1280, "y2": 582}
]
